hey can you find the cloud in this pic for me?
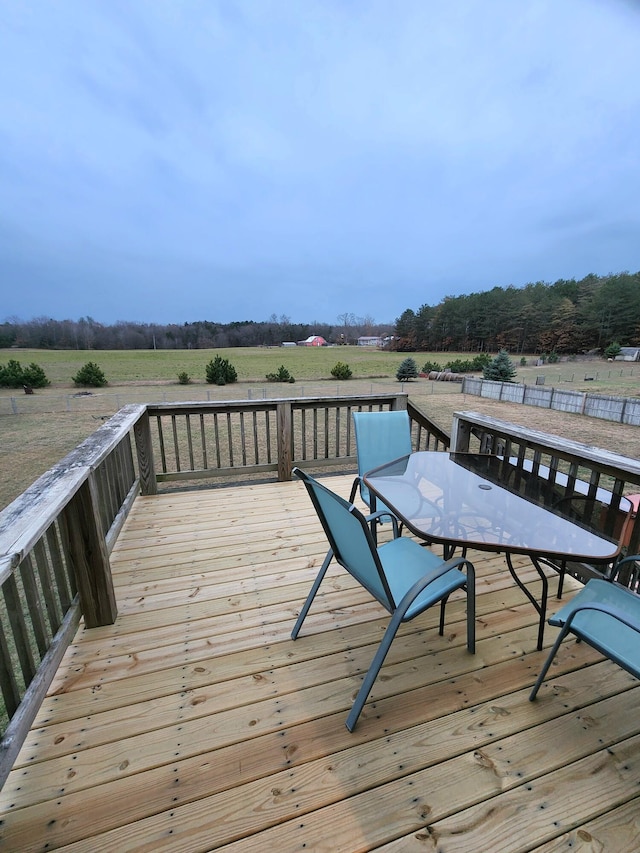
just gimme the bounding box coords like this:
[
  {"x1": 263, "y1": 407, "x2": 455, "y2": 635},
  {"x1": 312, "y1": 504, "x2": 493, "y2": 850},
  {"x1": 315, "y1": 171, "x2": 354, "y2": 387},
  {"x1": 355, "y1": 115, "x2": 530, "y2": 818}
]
[{"x1": 1, "y1": 0, "x2": 639, "y2": 324}]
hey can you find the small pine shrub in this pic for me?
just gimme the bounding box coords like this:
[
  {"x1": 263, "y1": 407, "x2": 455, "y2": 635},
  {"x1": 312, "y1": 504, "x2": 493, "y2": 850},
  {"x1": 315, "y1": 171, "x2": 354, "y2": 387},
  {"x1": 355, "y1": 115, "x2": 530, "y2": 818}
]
[
  {"x1": 72, "y1": 361, "x2": 108, "y2": 387},
  {"x1": 520, "y1": 356, "x2": 527, "y2": 366},
  {"x1": 443, "y1": 358, "x2": 474, "y2": 374},
  {"x1": 330, "y1": 361, "x2": 352, "y2": 380},
  {"x1": 206, "y1": 355, "x2": 238, "y2": 385},
  {"x1": 421, "y1": 360, "x2": 443, "y2": 373},
  {"x1": 266, "y1": 365, "x2": 295, "y2": 383},
  {"x1": 0, "y1": 359, "x2": 50, "y2": 388},
  {"x1": 483, "y1": 349, "x2": 517, "y2": 382},
  {"x1": 22, "y1": 362, "x2": 50, "y2": 388},
  {"x1": 396, "y1": 357, "x2": 418, "y2": 381},
  {"x1": 177, "y1": 372, "x2": 191, "y2": 385}
]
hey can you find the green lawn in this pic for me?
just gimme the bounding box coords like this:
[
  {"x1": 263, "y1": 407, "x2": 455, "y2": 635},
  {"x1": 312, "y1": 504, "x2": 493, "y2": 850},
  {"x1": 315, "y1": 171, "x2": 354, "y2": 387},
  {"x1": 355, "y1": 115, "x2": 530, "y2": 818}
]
[{"x1": 2, "y1": 347, "x2": 435, "y2": 387}]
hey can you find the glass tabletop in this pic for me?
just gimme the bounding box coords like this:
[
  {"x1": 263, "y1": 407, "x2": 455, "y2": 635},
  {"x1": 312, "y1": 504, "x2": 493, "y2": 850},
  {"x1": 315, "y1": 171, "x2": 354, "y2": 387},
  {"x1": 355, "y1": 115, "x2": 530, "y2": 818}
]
[{"x1": 364, "y1": 451, "x2": 632, "y2": 562}]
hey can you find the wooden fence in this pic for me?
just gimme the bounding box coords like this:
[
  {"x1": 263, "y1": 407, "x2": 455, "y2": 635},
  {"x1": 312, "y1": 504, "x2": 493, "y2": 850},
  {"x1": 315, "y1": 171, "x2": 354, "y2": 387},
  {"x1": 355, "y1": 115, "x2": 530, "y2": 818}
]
[{"x1": 462, "y1": 376, "x2": 640, "y2": 425}]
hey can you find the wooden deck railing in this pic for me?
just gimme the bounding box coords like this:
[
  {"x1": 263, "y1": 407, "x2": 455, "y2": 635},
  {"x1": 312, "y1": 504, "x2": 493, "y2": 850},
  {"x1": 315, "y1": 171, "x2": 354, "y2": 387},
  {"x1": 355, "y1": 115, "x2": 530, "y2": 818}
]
[
  {"x1": 139, "y1": 393, "x2": 450, "y2": 491},
  {"x1": 0, "y1": 405, "x2": 144, "y2": 787},
  {"x1": 0, "y1": 393, "x2": 447, "y2": 787},
  {"x1": 8, "y1": 399, "x2": 639, "y2": 791},
  {"x1": 452, "y1": 410, "x2": 640, "y2": 567}
]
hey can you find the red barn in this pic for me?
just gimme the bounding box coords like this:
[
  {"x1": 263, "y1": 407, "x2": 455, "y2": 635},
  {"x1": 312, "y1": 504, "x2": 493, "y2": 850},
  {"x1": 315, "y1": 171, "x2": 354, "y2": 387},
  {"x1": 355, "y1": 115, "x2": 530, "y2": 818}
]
[{"x1": 299, "y1": 335, "x2": 327, "y2": 346}]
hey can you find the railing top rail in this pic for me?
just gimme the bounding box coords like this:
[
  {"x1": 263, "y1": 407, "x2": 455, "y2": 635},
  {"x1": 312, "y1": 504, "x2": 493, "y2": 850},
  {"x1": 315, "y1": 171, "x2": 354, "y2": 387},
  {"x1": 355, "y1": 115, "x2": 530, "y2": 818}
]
[
  {"x1": 291, "y1": 393, "x2": 408, "y2": 408},
  {"x1": 145, "y1": 392, "x2": 407, "y2": 413},
  {"x1": 0, "y1": 404, "x2": 145, "y2": 559},
  {"x1": 454, "y1": 410, "x2": 640, "y2": 481},
  {"x1": 0, "y1": 467, "x2": 88, "y2": 561},
  {"x1": 407, "y1": 399, "x2": 451, "y2": 447},
  {"x1": 0, "y1": 553, "x2": 19, "y2": 587}
]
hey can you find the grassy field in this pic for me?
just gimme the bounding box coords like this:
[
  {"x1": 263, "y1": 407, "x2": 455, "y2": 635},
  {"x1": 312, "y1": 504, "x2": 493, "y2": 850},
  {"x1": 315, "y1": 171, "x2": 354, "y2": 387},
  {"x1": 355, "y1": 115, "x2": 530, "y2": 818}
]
[
  {"x1": 0, "y1": 346, "x2": 413, "y2": 385},
  {"x1": 1, "y1": 347, "x2": 639, "y2": 511}
]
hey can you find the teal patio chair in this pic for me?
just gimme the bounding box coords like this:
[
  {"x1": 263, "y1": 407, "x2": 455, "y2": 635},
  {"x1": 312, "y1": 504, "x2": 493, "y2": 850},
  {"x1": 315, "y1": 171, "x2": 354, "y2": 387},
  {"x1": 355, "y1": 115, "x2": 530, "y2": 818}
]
[
  {"x1": 292, "y1": 468, "x2": 476, "y2": 731},
  {"x1": 349, "y1": 410, "x2": 413, "y2": 523},
  {"x1": 529, "y1": 555, "x2": 640, "y2": 701}
]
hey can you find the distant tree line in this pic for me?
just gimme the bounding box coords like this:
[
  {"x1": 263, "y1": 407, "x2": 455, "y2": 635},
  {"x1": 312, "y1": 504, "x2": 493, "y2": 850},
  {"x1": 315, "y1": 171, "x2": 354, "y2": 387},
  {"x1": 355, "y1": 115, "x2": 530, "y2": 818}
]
[
  {"x1": 0, "y1": 313, "x2": 393, "y2": 350},
  {"x1": 391, "y1": 271, "x2": 640, "y2": 354},
  {"x1": 3, "y1": 271, "x2": 637, "y2": 354}
]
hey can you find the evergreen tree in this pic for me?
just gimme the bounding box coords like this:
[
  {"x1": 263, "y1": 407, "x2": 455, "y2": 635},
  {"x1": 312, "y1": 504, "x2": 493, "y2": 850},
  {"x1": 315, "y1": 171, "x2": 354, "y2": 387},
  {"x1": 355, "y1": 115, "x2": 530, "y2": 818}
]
[
  {"x1": 483, "y1": 350, "x2": 517, "y2": 382},
  {"x1": 205, "y1": 355, "x2": 238, "y2": 385},
  {"x1": 396, "y1": 357, "x2": 419, "y2": 381},
  {"x1": 72, "y1": 362, "x2": 107, "y2": 387},
  {"x1": 604, "y1": 341, "x2": 622, "y2": 359}
]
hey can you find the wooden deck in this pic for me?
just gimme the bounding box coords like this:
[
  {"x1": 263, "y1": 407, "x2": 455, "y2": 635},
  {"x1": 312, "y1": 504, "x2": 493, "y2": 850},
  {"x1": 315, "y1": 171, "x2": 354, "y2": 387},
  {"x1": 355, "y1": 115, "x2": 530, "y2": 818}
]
[{"x1": 1, "y1": 475, "x2": 639, "y2": 852}]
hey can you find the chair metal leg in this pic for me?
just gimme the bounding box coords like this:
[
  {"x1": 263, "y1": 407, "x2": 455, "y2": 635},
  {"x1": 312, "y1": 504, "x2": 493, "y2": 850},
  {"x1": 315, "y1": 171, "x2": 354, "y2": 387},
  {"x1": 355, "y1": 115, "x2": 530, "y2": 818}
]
[
  {"x1": 346, "y1": 608, "x2": 405, "y2": 732},
  {"x1": 345, "y1": 564, "x2": 475, "y2": 732},
  {"x1": 291, "y1": 549, "x2": 333, "y2": 640},
  {"x1": 438, "y1": 596, "x2": 448, "y2": 636},
  {"x1": 529, "y1": 625, "x2": 570, "y2": 700},
  {"x1": 465, "y1": 563, "x2": 476, "y2": 653}
]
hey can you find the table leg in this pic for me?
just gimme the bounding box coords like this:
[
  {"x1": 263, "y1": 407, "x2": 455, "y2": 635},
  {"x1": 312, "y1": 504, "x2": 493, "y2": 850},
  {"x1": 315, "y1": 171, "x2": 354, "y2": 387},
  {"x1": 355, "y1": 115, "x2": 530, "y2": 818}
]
[{"x1": 505, "y1": 553, "x2": 549, "y2": 650}]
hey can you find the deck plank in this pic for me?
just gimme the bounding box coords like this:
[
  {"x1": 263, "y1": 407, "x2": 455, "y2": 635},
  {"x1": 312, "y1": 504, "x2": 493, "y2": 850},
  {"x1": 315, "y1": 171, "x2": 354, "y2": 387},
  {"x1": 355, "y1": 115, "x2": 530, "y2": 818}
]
[{"x1": 0, "y1": 474, "x2": 638, "y2": 852}]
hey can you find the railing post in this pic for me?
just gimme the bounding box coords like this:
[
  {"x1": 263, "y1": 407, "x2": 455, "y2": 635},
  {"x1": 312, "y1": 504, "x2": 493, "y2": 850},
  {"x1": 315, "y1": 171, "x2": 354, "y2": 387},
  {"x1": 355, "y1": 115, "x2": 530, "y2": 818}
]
[
  {"x1": 60, "y1": 473, "x2": 117, "y2": 628},
  {"x1": 276, "y1": 400, "x2": 293, "y2": 481},
  {"x1": 134, "y1": 409, "x2": 157, "y2": 496},
  {"x1": 451, "y1": 414, "x2": 472, "y2": 452}
]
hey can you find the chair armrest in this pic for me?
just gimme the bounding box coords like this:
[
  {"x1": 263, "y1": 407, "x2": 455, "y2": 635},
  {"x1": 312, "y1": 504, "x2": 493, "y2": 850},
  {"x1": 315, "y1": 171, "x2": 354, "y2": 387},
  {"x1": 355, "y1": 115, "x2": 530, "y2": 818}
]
[
  {"x1": 366, "y1": 509, "x2": 399, "y2": 538},
  {"x1": 557, "y1": 600, "x2": 640, "y2": 636},
  {"x1": 609, "y1": 553, "x2": 640, "y2": 575},
  {"x1": 349, "y1": 475, "x2": 360, "y2": 504},
  {"x1": 395, "y1": 556, "x2": 474, "y2": 617}
]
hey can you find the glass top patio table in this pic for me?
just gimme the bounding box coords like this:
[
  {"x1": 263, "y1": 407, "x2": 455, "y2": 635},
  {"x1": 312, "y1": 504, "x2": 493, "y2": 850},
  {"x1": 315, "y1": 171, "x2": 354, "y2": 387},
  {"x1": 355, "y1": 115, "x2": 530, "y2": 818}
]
[
  {"x1": 364, "y1": 451, "x2": 631, "y2": 561},
  {"x1": 364, "y1": 452, "x2": 632, "y2": 649}
]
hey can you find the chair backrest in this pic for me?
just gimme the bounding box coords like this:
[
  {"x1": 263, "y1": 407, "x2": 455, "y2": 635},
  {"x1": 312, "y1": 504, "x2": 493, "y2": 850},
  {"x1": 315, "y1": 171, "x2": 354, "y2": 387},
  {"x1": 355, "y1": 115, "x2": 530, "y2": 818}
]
[
  {"x1": 353, "y1": 410, "x2": 413, "y2": 506},
  {"x1": 294, "y1": 468, "x2": 394, "y2": 610}
]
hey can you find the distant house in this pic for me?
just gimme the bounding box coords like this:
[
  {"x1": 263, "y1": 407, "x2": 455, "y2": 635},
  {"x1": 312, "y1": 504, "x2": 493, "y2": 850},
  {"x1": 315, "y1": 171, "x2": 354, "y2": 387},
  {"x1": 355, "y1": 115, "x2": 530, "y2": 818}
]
[
  {"x1": 281, "y1": 341, "x2": 297, "y2": 347},
  {"x1": 615, "y1": 347, "x2": 640, "y2": 362},
  {"x1": 299, "y1": 335, "x2": 327, "y2": 347},
  {"x1": 357, "y1": 336, "x2": 383, "y2": 347}
]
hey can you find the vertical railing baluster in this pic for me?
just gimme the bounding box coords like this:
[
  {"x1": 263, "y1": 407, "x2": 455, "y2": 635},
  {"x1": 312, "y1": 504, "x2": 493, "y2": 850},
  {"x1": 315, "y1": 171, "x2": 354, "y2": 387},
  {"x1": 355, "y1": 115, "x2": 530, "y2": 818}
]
[
  {"x1": 226, "y1": 412, "x2": 234, "y2": 468},
  {"x1": 156, "y1": 414, "x2": 167, "y2": 473},
  {"x1": 47, "y1": 523, "x2": 73, "y2": 613},
  {"x1": 213, "y1": 412, "x2": 221, "y2": 468},
  {"x1": 324, "y1": 406, "x2": 329, "y2": 459},
  {"x1": 33, "y1": 539, "x2": 62, "y2": 636},
  {"x1": 0, "y1": 604, "x2": 21, "y2": 717},
  {"x1": 301, "y1": 409, "x2": 307, "y2": 460},
  {"x1": 171, "y1": 414, "x2": 181, "y2": 472},
  {"x1": 252, "y1": 410, "x2": 259, "y2": 464},
  {"x1": 186, "y1": 414, "x2": 195, "y2": 471},
  {"x1": 265, "y1": 411, "x2": 272, "y2": 464},
  {"x1": 3, "y1": 572, "x2": 37, "y2": 685},
  {"x1": 19, "y1": 555, "x2": 48, "y2": 658},
  {"x1": 200, "y1": 413, "x2": 208, "y2": 469},
  {"x1": 240, "y1": 412, "x2": 247, "y2": 466}
]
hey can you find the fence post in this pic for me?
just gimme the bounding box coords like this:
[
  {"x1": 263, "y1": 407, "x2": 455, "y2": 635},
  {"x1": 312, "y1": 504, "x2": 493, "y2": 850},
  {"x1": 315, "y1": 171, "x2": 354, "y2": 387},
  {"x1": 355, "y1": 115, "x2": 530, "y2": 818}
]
[
  {"x1": 60, "y1": 473, "x2": 117, "y2": 628},
  {"x1": 133, "y1": 409, "x2": 158, "y2": 495},
  {"x1": 276, "y1": 400, "x2": 293, "y2": 481}
]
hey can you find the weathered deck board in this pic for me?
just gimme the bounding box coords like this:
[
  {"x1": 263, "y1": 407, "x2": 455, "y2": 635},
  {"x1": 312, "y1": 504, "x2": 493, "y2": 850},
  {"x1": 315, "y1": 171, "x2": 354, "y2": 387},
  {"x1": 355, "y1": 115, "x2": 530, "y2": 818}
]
[{"x1": 0, "y1": 474, "x2": 638, "y2": 852}]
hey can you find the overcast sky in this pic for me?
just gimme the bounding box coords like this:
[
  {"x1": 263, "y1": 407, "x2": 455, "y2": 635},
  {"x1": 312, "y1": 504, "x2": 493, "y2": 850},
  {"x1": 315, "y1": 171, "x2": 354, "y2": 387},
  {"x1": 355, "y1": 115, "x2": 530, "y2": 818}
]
[{"x1": 1, "y1": 1, "x2": 639, "y2": 327}]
